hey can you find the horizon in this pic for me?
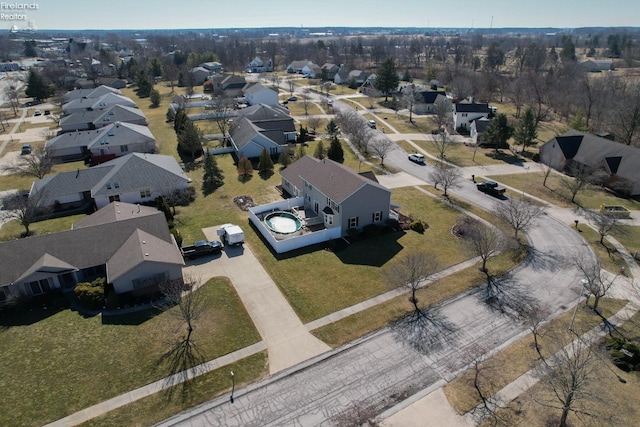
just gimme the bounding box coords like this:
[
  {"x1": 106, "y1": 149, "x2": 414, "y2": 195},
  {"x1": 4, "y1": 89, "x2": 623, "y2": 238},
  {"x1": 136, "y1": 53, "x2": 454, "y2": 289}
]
[{"x1": 2, "y1": 0, "x2": 639, "y2": 32}]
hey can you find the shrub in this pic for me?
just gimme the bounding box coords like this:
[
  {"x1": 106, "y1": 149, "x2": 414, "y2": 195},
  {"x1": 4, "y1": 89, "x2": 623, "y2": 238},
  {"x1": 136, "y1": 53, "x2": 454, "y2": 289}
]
[
  {"x1": 410, "y1": 220, "x2": 426, "y2": 234},
  {"x1": 74, "y1": 277, "x2": 106, "y2": 310},
  {"x1": 171, "y1": 228, "x2": 183, "y2": 247}
]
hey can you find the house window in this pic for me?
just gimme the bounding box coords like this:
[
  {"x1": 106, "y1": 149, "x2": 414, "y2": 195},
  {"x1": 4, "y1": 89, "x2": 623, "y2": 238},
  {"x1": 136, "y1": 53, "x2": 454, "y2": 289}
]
[
  {"x1": 373, "y1": 211, "x2": 382, "y2": 222},
  {"x1": 132, "y1": 272, "x2": 166, "y2": 290},
  {"x1": 325, "y1": 214, "x2": 333, "y2": 225},
  {"x1": 114, "y1": 182, "x2": 120, "y2": 189},
  {"x1": 349, "y1": 216, "x2": 359, "y2": 229},
  {"x1": 106, "y1": 183, "x2": 112, "y2": 189},
  {"x1": 27, "y1": 278, "x2": 51, "y2": 295},
  {"x1": 314, "y1": 201, "x2": 319, "y2": 213},
  {"x1": 140, "y1": 189, "x2": 151, "y2": 198},
  {"x1": 120, "y1": 145, "x2": 128, "y2": 152},
  {"x1": 109, "y1": 195, "x2": 120, "y2": 202}
]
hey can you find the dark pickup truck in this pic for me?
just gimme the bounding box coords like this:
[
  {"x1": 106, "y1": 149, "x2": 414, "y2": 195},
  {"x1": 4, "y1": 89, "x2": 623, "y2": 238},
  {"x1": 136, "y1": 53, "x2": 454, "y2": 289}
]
[
  {"x1": 181, "y1": 240, "x2": 222, "y2": 259},
  {"x1": 476, "y1": 180, "x2": 506, "y2": 198}
]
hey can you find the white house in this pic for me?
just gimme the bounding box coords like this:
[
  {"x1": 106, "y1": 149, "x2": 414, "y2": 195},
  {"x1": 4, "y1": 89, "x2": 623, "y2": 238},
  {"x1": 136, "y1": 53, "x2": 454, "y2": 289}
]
[
  {"x1": 453, "y1": 102, "x2": 491, "y2": 130},
  {"x1": 244, "y1": 83, "x2": 278, "y2": 106}
]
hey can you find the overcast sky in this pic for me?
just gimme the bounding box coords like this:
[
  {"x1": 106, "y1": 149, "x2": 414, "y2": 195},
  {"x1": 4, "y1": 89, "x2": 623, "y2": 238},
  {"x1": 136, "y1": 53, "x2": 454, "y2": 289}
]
[{"x1": 4, "y1": 0, "x2": 639, "y2": 31}]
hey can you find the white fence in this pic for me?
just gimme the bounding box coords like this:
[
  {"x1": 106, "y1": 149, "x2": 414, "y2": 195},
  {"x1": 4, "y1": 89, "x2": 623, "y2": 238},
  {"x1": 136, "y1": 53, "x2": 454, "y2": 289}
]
[{"x1": 249, "y1": 198, "x2": 341, "y2": 254}]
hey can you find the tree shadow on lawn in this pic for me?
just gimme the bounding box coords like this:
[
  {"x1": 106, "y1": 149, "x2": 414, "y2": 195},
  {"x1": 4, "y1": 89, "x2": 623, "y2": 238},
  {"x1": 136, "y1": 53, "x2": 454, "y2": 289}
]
[
  {"x1": 101, "y1": 307, "x2": 162, "y2": 326},
  {"x1": 484, "y1": 150, "x2": 525, "y2": 166}
]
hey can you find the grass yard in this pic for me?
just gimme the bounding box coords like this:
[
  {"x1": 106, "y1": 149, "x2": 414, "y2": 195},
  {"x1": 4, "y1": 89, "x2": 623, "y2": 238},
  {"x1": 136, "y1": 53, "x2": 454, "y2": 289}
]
[
  {"x1": 312, "y1": 248, "x2": 526, "y2": 347},
  {"x1": 381, "y1": 114, "x2": 437, "y2": 134},
  {"x1": 414, "y1": 141, "x2": 527, "y2": 168},
  {"x1": 443, "y1": 298, "x2": 629, "y2": 415},
  {"x1": 611, "y1": 225, "x2": 640, "y2": 261},
  {"x1": 486, "y1": 171, "x2": 640, "y2": 210},
  {"x1": 0, "y1": 214, "x2": 85, "y2": 241},
  {"x1": 574, "y1": 225, "x2": 630, "y2": 276},
  {"x1": 81, "y1": 351, "x2": 268, "y2": 427},
  {"x1": 285, "y1": 100, "x2": 323, "y2": 117},
  {"x1": 478, "y1": 308, "x2": 640, "y2": 427},
  {"x1": 250, "y1": 187, "x2": 481, "y2": 323},
  {"x1": 0, "y1": 277, "x2": 261, "y2": 426}
]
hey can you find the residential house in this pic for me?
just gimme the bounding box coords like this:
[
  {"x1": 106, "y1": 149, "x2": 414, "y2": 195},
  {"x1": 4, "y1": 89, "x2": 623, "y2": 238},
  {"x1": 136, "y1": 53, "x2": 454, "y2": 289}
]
[
  {"x1": 246, "y1": 57, "x2": 273, "y2": 73},
  {"x1": 453, "y1": 101, "x2": 491, "y2": 130},
  {"x1": 74, "y1": 77, "x2": 127, "y2": 90},
  {"x1": 62, "y1": 93, "x2": 136, "y2": 116},
  {"x1": 360, "y1": 74, "x2": 380, "y2": 95},
  {"x1": 214, "y1": 74, "x2": 247, "y2": 98},
  {"x1": 29, "y1": 153, "x2": 191, "y2": 212},
  {"x1": 59, "y1": 104, "x2": 148, "y2": 133},
  {"x1": 539, "y1": 130, "x2": 640, "y2": 196},
  {"x1": 228, "y1": 104, "x2": 296, "y2": 159},
  {"x1": 46, "y1": 122, "x2": 156, "y2": 163},
  {"x1": 470, "y1": 117, "x2": 492, "y2": 144},
  {"x1": 302, "y1": 62, "x2": 322, "y2": 78},
  {"x1": 333, "y1": 64, "x2": 350, "y2": 85},
  {"x1": 189, "y1": 66, "x2": 211, "y2": 86},
  {"x1": 287, "y1": 60, "x2": 311, "y2": 74},
  {"x1": 414, "y1": 89, "x2": 447, "y2": 114},
  {"x1": 248, "y1": 156, "x2": 393, "y2": 253},
  {"x1": 0, "y1": 202, "x2": 183, "y2": 304},
  {"x1": 244, "y1": 83, "x2": 278, "y2": 106},
  {"x1": 321, "y1": 63, "x2": 339, "y2": 80},
  {"x1": 579, "y1": 59, "x2": 613, "y2": 72},
  {"x1": 347, "y1": 70, "x2": 369, "y2": 85},
  {"x1": 62, "y1": 85, "x2": 122, "y2": 103},
  {"x1": 200, "y1": 61, "x2": 223, "y2": 74}
]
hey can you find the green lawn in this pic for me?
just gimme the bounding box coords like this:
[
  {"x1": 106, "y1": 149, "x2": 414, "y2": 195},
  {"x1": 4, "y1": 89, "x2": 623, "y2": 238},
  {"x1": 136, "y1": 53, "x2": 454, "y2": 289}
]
[
  {"x1": 81, "y1": 352, "x2": 268, "y2": 427},
  {"x1": 486, "y1": 171, "x2": 640, "y2": 210},
  {"x1": 250, "y1": 187, "x2": 477, "y2": 323},
  {"x1": 0, "y1": 277, "x2": 261, "y2": 426},
  {"x1": 574, "y1": 225, "x2": 630, "y2": 276}
]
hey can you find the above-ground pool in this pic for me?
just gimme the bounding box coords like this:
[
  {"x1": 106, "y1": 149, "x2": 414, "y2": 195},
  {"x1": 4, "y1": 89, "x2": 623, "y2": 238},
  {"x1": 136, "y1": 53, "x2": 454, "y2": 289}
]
[{"x1": 264, "y1": 211, "x2": 303, "y2": 238}]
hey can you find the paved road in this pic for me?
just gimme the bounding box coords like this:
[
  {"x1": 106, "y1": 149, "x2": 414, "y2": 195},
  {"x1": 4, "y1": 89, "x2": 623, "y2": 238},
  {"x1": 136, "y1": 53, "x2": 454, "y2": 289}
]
[{"x1": 158, "y1": 177, "x2": 590, "y2": 426}]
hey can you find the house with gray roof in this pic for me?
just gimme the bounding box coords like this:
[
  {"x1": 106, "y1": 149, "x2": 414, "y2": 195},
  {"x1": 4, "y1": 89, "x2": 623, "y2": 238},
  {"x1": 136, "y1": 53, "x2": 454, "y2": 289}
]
[
  {"x1": 0, "y1": 202, "x2": 183, "y2": 304},
  {"x1": 246, "y1": 56, "x2": 273, "y2": 73},
  {"x1": 62, "y1": 85, "x2": 122, "y2": 103},
  {"x1": 62, "y1": 93, "x2": 136, "y2": 115},
  {"x1": 539, "y1": 130, "x2": 640, "y2": 196},
  {"x1": 59, "y1": 104, "x2": 148, "y2": 133},
  {"x1": 287, "y1": 60, "x2": 311, "y2": 74},
  {"x1": 189, "y1": 66, "x2": 211, "y2": 86},
  {"x1": 227, "y1": 104, "x2": 296, "y2": 159},
  {"x1": 45, "y1": 122, "x2": 156, "y2": 163},
  {"x1": 200, "y1": 61, "x2": 223, "y2": 73},
  {"x1": 580, "y1": 59, "x2": 613, "y2": 72},
  {"x1": 243, "y1": 83, "x2": 278, "y2": 106},
  {"x1": 249, "y1": 156, "x2": 393, "y2": 253},
  {"x1": 280, "y1": 156, "x2": 391, "y2": 234},
  {"x1": 30, "y1": 153, "x2": 191, "y2": 212}
]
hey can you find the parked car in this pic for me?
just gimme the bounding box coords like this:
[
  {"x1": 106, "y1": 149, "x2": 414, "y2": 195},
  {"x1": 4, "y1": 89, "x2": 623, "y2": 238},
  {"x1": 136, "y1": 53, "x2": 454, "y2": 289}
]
[
  {"x1": 368, "y1": 120, "x2": 376, "y2": 129},
  {"x1": 20, "y1": 144, "x2": 32, "y2": 155},
  {"x1": 288, "y1": 96, "x2": 298, "y2": 101},
  {"x1": 44, "y1": 110, "x2": 51, "y2": 115},
  {"x1": 476, "y1": 180, "x2": 506, "y2": 198},
  {"x1": 33, "y1": 110, "x2": 41, "y2": 116},
  {"x1": 181, "y1": 240, "x2": 222, "y2": 259},
  {"x1": 408, "y1": 153, "x2": 425, "y2": 164}
]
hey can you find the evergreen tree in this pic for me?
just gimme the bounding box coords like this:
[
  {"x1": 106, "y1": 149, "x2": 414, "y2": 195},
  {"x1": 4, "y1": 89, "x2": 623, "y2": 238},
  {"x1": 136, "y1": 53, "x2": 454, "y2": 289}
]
[
  {"x1": 150, "y1": 89, "x2": 161, "y2": 108},
  {"x1": 136, "y1": 70, "x2": 153, "y2": 98},
  {"x1": 570, "y1": 108, "x2": 589, "y2": 132},
  {"x1": 147, "y1": 57, "x2": 163, "y2": 78},
  {"x1": 561, "y1": 36, "x2": 576, "y2": 62},
  {"x1": 484, "y1": 113, "x2": 514, "y2": 151},
  {"x1": 313, "y1": 141, "x2": 325, "y2": 159},
  {"x1": 327, "y1": 136, "x2": 344, "y2": 163},
  {"x1": 278, "y1": 147, "x2": 292, "y2": 168},
  {"x1": 258, "y1": 148, "x2": 274, "y2": 176},
  {"x1": 177, "y1": 120, "x2": 202, "y2": 160},
  {"x1": 513, "y1": 108, "x2": 538, "y2": 154},
  {"x1": 401, "y1": 69, "x2": 412, "y2": 82},
  {"x1": 24, "y1": 40, "x2": 37, "y2": 57},
  {"x1": 174, "y1": 109, "x2": 187, "y2": 133},
  {"x1": 202, "y1": 152, "x2": 224, "y2": 195},
  {"x1": 237, "y1": 156, "x2": 253, "y2": 181},
  {"x1": 326, "y1": 119, "x2": 339, "y2": 138},
  {"x1": 374, "y1": 58, "x2": 400, "y2": 102},
  {"x1": 25, "y1": 70, "x2": 53, "y2": 102},
  {"x1": 296, "y1": 143, "x2": 306, "y2": 159},
  {"x1": 297, "y1": 126, "x2": 308, "y2": 144}
]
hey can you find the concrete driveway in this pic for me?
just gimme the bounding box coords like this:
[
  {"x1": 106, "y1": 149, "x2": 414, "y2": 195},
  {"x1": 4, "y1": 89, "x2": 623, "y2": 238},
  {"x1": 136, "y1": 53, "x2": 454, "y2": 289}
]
[{"x1": 184, "y1": 226, "x2": 330, "y2": 375}]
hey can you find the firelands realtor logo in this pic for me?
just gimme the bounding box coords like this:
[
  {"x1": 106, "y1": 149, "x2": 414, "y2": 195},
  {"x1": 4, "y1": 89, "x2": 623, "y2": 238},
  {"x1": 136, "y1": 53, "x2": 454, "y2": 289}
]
[{"x1": 1, "y1": 2, "x2": 39, "y2": 21}]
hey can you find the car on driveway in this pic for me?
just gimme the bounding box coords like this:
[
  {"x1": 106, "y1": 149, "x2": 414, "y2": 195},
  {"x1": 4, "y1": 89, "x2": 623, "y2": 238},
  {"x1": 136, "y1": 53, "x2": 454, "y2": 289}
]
[
  {"x1": 408, "y1": 153, "x2": 425, "y2": 164},
  {"x1": 20, "y1": 144, "x2": 32, "y2": 155},
  {"x1": 288, "y1": 96, "x2": 298, "y2": 101},
  {"x1": 368, "y1": 120, "x2": 376, "y2": 129},
  {"x1": 33, "y1": 110, "x2": 41, "y2": 116}
]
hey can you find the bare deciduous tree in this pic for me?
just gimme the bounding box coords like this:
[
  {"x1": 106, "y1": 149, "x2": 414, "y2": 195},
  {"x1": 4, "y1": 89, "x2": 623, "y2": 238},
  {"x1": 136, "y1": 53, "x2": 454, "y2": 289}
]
[
  {"x1": 560, "y1": 165, "x2": 591, "y2": 204},
  {"x1": 535, "y1": 327, "x2": 604, "y2": 427},
  {"x1": 306, "y1": 115, "x2": 321, "y2": 133},
  {"x1": 493, "y1": 198, "x2": 544, "y2": 239},
  {"x1": 433, "y1": 97, "x2": 453, "y2": 131},
  {"x1": 540, "y1": 162, "x2": 554, "y2": 188},
  {"x1": 1, "y1": 190, "x2": 49, "y2": 237},
  {"x1": 586, "y1": 209, "x2": 619, "y2": 245},
  {"x1": 369, "y1": 135, "x2": 394, "y2": 166},
  {"x1": 429, "y1": 164, "x2": 462, "y2": 197},
  {"x1": 335, "y1": 108, "x2": 371, "y2": 153},
  {"x1": 1, "y1": 148, "x2": 54, "y2": 179},
  {"x1": 572, "y1": 254, "x2": 618, "y2": 312},
  {"x1": 402, "y1": 83, "x2": 420, "y2": 123},
  {"x1": 430, "y1": 130, "x2": 450, "y2": 162},
  {"x1": 465, "y1": 220, "x2": 502, "y2": 272},
  {"x1": 4, "y1": 85, "x2": 21, "y2": 116},
  {"x1": 209, "y1": 96, "x2": 235, "y2": 145}
]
